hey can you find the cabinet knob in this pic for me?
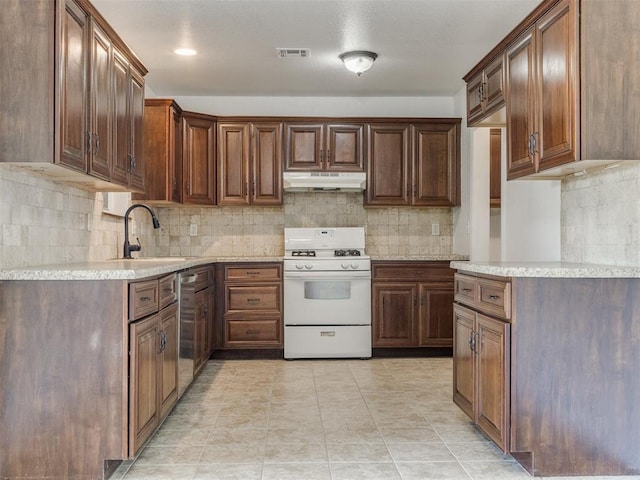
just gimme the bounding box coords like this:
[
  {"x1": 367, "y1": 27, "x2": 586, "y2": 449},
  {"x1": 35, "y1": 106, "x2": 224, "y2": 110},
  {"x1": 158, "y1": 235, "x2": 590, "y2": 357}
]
[
  {"x1": 488, "y1": 294, "x2": 500, "y2": 300},
  {"x1": 462, "y1": 288, "x2": 472, "y2": 293}
]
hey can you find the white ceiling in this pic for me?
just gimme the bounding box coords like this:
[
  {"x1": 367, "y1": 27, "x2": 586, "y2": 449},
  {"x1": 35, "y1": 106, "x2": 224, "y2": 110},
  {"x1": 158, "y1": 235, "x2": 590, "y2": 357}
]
[{"x1": 91, "y1": 0, "x2": 540, "y2": 97}]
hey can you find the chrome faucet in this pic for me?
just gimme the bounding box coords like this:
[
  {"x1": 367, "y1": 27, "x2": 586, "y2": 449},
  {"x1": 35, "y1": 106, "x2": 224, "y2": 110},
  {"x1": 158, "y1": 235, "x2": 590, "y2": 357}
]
[{"x1": 123, "y1": 203, "x2": 161, "y2": 259}]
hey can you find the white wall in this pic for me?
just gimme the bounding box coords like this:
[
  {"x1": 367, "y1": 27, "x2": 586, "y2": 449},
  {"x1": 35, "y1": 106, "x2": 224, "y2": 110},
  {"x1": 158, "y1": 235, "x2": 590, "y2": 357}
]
[
  {"x1": 502, "y1": 176, "x2": 561, "y2": 262},
  {"x1": 452, "y1": 88, "x2": 471, "y2": 256}
]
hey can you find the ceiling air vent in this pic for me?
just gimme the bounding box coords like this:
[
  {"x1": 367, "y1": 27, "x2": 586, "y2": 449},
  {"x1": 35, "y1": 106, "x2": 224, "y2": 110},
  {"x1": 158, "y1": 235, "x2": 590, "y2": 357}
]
[{"x1": 277, "y1": 48, "x2": 310, "y2": 58}]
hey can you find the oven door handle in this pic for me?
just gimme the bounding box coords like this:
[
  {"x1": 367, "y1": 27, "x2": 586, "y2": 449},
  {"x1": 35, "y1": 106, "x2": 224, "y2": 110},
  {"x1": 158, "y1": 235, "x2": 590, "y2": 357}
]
[{"x1": 284, "y1": 271, "x2": 371, "y2": 280}]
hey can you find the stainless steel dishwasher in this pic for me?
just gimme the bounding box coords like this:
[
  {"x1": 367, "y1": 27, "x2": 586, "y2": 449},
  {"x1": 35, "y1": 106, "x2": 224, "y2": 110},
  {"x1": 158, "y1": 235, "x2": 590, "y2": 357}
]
[{"x1": 178, "y1": 265, "x2": 214, "y2": 398}]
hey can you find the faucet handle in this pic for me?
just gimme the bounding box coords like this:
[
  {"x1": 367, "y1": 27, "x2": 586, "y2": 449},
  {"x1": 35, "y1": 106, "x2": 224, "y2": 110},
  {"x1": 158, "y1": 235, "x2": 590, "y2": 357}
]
[{"x1": 130, "y1": 237, "x2": 142, "y2": 253}]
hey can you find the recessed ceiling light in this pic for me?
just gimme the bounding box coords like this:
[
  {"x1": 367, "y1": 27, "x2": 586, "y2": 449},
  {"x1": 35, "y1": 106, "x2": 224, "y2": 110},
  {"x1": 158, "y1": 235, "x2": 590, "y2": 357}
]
[{"x1": 174, "y1": 48, "x2": 197, "y2": 56}]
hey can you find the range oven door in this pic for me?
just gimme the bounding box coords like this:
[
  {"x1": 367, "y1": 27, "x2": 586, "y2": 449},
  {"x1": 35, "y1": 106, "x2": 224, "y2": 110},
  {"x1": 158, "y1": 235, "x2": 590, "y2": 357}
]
[{"x1": 283, "y1": 270, "x2": 371, "y2": 326}]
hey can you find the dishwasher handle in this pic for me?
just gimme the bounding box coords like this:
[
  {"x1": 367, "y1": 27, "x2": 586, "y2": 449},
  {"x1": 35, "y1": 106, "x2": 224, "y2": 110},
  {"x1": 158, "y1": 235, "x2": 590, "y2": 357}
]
[{"x1": 181, "y1": 273, "x2": 198, "y2": 284}]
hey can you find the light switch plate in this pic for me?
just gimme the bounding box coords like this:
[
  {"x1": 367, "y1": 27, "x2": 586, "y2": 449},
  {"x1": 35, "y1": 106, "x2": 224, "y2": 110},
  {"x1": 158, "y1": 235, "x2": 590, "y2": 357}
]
[
  {"x1": 431, "y1": 223, "x2": 440, "y2": 236},
  {"x1": 190, "y1": 224, "x2": 198, "y2": 236}
]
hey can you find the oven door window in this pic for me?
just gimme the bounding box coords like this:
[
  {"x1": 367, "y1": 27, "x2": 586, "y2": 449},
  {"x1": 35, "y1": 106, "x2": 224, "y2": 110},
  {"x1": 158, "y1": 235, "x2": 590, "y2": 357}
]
[{"x1": 304, "y1": 280, "x2": 351, "y2": 300}]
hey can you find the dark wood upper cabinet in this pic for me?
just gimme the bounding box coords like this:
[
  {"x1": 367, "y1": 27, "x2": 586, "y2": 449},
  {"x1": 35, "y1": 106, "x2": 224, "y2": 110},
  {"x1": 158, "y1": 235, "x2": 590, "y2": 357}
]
[
  {"x1": 59, "y1": 0, "x2": 90, "y2": 172},
  {"x1": 218, "y1": 123, "x2": 251, "y2": 205},
  {"x1": 412, "y1": 122, "x2": 460, "y2": 207},
  {"x1": 469, "y1": 0, "x2": 640, "y2": 179},
  {"x1": 252, "y1": 122, "x2": 283, "y2": 205},
  {"x1": 0, "y1": 0, "x2": 147, "y2": 191},
  {"x1": 182, "y1": 112, "x2": 216, "y2": 205},
  {"x1": 366, "y1": 120, "x2": 460, "y2": 207},
  {"x1": 506, "y1": 0, "x2": 577, "y2": 180},
  {"x1": 88, "y1": 22, "x2": 111, "y2": 180},
  {"x1": 134, "y1": 99, "x2": 183, "y2": 203},
  {"x1": 218, "y1": 121, "x2": 282, "y2": 206},
  {"x1": 365, "y1": 123, "x2": 411, "y2": 206},
  {"x1": 465, "y1": 54, "x2": 505, "y2": 127},
  {"x1": 284, "y1": 122, "x2": 364, "y2": 171}
]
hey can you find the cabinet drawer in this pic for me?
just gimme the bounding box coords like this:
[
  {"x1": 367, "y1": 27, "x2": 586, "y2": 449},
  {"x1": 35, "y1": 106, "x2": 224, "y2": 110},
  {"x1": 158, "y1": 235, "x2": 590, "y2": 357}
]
[
  {"x1": 225, "y1": 284, "x2": 281, "y2": 313},
  {"x1": 226, "y1": 318, "x2": 282, "y2": 344},
  {"x1": 129, "y1": 280, "x2": 159, "y2": 320},
  {"x1": 454, "y1": 274, "x2": 477, "y2": 306},
  {"x1": 477, "y1": 278, "x2": 511, "y2": 320},
  {"x1": 158, "y1": 273, "x2": 177, "y2": 310},
  {"x1": 373, "y1": 262, "x2": 454, "y2": 282},
  {"x1": 225, "y1": 264, "x2": 282, "y2": 281}
]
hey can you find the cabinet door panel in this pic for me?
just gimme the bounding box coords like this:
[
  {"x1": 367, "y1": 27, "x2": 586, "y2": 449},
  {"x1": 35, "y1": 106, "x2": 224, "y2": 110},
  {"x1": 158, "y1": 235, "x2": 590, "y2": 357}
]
[
  {"x1": 128, "y1": 68, "x2": 145, "y2": 191},
  {"x1": 372, "y1": 284, "x2": 416, "y2": 346},
  {"x1": 366, "y1": 124, "x2": 410, "y2": 205},
  {"x1": 453, "y1": 304, "x2": 475, "y2": 420},
  {"x1": 59, "y1": 0, "x2": 89, "y2": 172},
  {"x1": 484, "y1": 55, "x2": 505, "y2": 114},
  {"x1": 129, "y1": 314, "x2": 159, "y2": 456},
  {"x1": 326, "y1": 124, "x2": 364, "y2": 171},
  {"x1": 218, "y1": 123, "x2": 250, "y2": 205},
  {"x1": 88, "y1": 22, "x2": 111, "y2": 180},
  {"x1": 159, "y1": 303, "x2": 178, "y2": 420},
  {"x1": 419, "y1": 284, "x2": 454, "y2": 347},
  {"x1": 413, "y1": 123, "x2": 459, "y2": 206},
  {"x1": 183, "y1": 115, "x2": 216, "y2": 205},
  {"x1": 536, "y1": 0, "x2": 578, "y2": 171},
  {"x1": 506, "y1": 30, "x2": 536, "y2": 179},
  {"x1": 466, "y1": 72, "x2": 485, "y2": 127},
  {"x1": 476, "y1": 314, "x2": 510, "y2": 452},
  {"x1": 252, "y1": 122, "x2": 283, "y2": 204},
  {"x1": 111, "y1": 49, "x2": 130, "y2": 185},
  {"x1": 284, "y1": 123, "x2": 323, "y2": 170}
]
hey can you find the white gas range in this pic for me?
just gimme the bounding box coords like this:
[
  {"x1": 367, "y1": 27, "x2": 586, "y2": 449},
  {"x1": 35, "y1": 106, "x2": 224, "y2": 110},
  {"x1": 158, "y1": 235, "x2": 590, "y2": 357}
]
[{"x1": 283, "y1": 227, "x2": 372, "y2": 359}]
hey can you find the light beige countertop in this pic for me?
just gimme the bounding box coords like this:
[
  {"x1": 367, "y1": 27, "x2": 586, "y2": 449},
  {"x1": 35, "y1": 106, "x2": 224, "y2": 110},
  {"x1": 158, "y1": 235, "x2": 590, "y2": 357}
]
[
  {"x1": 0, "y1": 256, "x2": 284, "y2": 281},
  {"x1": 450, "y1": 261, "x2": 640, "y2": 278},
  {"x1": 372, "y1": 255, "x2": 469, "y2": 262}
]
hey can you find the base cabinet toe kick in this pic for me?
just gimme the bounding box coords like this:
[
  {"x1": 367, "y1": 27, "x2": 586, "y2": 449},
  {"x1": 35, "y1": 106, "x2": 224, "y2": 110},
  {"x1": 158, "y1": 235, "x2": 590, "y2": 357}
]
[{"x1": 452, "y1": 270, "x2": 640, "y2": 476}]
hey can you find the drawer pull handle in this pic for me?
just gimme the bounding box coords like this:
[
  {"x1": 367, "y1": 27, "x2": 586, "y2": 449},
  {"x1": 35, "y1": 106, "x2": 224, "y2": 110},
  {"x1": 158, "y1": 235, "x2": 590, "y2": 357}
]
[
  {"x1": 163, "y1": 288, "x2": 173, "y2": 293},
  {"x1": 462, "y1": 288, "x2": 472, "y2": 293},
  {"x1": 246, "y1": 329, "x2": 261, "y2": 335},
  {"x1": 246, "y1": 298, "x2": 261, "y2": 303},
  {"x1": 488, "y1": 295, "x2": 500, "y2": 300},
  {"x1": 320, "y1": 331, "x2": 336, "y2": 337},
  {"x1": 245, "y1": 271, "x2": 261, "y2": 276},
  {"x1": 140, "y1": 296, "x2": 152, "y2": 302}
]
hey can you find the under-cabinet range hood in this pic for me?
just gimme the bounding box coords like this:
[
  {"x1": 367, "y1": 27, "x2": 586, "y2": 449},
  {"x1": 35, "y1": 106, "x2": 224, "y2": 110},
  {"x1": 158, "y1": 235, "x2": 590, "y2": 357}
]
[{"x1": 283, "y1": 171, "x2": 367, "y2": 192}]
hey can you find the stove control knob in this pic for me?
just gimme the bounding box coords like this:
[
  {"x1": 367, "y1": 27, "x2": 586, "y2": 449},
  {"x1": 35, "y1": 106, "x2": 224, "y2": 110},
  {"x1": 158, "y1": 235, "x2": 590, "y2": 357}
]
[
  {"x1": 341, "y1": 263, "x2": 350, "y2": 270},
  {"x1": 351, "y1": 263, "x2": 359, "y2": 269},
  {"x1": 295, "y1": 263, "x2": 304, "y2": 270},
  {"x1": 304, "y1": 264, "x2": 313, "y2": 270}
]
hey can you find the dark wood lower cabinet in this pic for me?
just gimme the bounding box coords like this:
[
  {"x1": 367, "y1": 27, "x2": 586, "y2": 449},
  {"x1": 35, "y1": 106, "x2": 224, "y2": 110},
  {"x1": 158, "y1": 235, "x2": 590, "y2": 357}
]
[
  {"x1": 218, "y1": 262, "x2": 283, "y2": 349},
  {"x1": 372, "y1": 261, "x2": 454, "y2": 349},
  {"x1": 453, "y1": 270, "x2": 640, "y2": 476}
]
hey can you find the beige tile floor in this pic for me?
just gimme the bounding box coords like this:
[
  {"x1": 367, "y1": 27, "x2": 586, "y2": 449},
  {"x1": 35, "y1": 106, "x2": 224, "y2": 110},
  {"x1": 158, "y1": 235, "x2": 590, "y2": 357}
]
[{"x1": 113, "y1": 358, "x2": 640, "y2": 480}]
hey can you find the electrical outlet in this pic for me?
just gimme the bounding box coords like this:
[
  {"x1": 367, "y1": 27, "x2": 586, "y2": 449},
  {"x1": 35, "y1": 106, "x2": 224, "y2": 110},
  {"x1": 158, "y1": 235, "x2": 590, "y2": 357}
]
[
  {"x1": 190, "y1": 224, "x2": 198, "y2": 236},
  {"x1": 87, "y1": 213, "x2": 92, "y2": 232},
  {"x1": 431, "y1": 223, "x2": 440, "y2": 236}
]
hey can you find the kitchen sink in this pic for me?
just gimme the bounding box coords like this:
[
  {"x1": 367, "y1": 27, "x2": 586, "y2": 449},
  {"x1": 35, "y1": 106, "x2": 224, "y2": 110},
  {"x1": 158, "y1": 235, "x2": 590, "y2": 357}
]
[{"x1": 107, "y1": 257, "x2": 196, "y2": 263}]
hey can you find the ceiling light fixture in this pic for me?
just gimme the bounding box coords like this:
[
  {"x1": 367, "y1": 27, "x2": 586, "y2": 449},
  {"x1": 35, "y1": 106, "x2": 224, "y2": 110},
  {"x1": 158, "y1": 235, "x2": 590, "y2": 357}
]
[
  {"x1": 339, "y1": 51, "x2": 378, "y2": 76},
  {"x1": 174, "y1": 48, "x2": 197, "y2": 56}
]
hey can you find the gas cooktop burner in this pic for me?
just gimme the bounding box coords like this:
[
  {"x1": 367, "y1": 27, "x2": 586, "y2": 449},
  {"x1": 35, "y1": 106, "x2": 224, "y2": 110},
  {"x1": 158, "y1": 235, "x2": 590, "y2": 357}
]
[
  {"x1": 292, "y1": 250, "x2": 316, "y2": 257},
  {"x1": 334, "y1": 249, "x2": 361, "y2": 257}
]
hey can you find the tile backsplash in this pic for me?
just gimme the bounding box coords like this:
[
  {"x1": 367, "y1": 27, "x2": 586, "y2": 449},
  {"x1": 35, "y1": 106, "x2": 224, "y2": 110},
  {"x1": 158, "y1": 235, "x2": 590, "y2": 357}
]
[
  {"x1": 0, "y1": 167, "x2": 125, "y2": 268},
  {"x1": 561, "y1": 162, "x2": 640, "y2": 266},
  {"x1": 0, "y1": 168, "x2": 453, "y2": 267},
  {"x1": 142, "y1": 192, "x2": 454, "y2": 258}
]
